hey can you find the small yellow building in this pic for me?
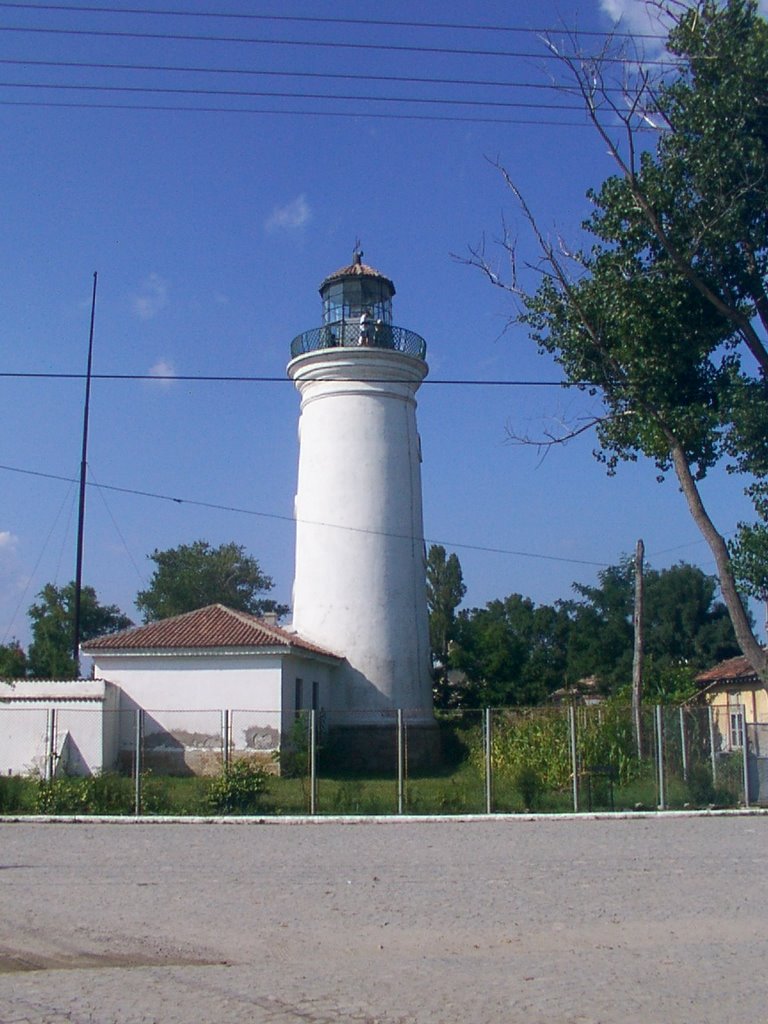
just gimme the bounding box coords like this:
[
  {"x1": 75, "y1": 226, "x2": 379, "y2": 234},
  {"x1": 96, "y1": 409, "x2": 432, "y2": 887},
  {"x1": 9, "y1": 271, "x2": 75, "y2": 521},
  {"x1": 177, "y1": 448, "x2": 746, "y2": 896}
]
[{"x1": 695, "y1": 652, "x2": 768, "y2": 750}]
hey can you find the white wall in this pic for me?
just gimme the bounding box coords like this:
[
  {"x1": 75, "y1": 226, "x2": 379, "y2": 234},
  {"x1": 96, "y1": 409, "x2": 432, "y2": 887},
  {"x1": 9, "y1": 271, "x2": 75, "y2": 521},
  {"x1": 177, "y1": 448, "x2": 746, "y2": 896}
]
[
  {"x1": 289, "y1": 347, "x2": 434, "y2": 725},
  {"x1": 92, "y1": 651, "x2": 338, "y2": 759},
  {"x1": 92, "y1": 652, "x2": 284, "y2": 757},
  {"x1": 0, "y1": 680, "x2": 117, "y2": 776}
]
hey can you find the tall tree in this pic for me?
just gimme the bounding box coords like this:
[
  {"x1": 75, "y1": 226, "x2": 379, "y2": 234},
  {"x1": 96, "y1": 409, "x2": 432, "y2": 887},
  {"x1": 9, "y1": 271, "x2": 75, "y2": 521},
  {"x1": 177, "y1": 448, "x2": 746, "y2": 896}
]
[
  {"x1": 450, "y1": 594, "x2": 570, "y2": 707},
  {"x1": 467, "y1": 0, "x2": 768, "y2": 682},
  {"x1": 564, "y1": 561, "x2": 740, "y2": 692},
  {"x1": 0, "y1": 641, "x2": 27, "y2": 679},
  {"x1": 136, "y1": 540, "x2": 287, "y2": 623},
  {"x1": 28, "y1": 583, "x2": 132, "y2": 678},
  {"x1": 425, "y1": 545, "x2": 466, "y2": 705}
]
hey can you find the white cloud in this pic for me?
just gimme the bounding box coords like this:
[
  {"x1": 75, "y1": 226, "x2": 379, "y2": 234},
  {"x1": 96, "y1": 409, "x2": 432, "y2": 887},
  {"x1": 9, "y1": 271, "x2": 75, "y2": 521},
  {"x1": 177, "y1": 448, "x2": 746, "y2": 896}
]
[
  {"x1": 132, "y1": 273, "x2": 169, "y2": 320},
  {"x1": 265, "y1": 194, "x2": 312, "y2": 232},
  {"x1": 146, "y1": 359, "x2": 176, "y2": 389},
  {"x1": 0, "y1": 531, "x2": 18, "y2": 553},
  {"x1": 599, "y1": 0, "x2": 768, "y2": 57},
  {"x1": 599, "y1": 0, "x2": 671, "y2": 38}
]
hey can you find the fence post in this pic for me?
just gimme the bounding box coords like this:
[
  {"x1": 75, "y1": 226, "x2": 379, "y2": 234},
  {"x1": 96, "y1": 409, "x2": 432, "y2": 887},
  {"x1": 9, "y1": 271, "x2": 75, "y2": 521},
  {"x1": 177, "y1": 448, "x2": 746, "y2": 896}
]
[
  {"x1": 740, "y1": 705, "x2": 750, "y2": 808},
  {"x1": 484, "y1": 708, "x2": 492, "y2": 814},
  {"x1": 134, "y1": 708, "x2": 143, "y2": 816},
  {"x1": 396, "y1": 709, "x2": 404, "y2": 815},
  {"x1": 309, "y1": 708, "x2": 317, "y2": 815},
  {"x1": 221, "y1": 709, "x2": 231, "y2": 770},
  {"x1": 567, "y1": 704, "x2": 579, "y2": 812},
  {"x1": 708, "y1": 704, "x2": 718, "y2": 787},
  {"x1": 655, "y1": 705, "x2": 666, "y2": 810},
  {"x1": 45, "y1": 707, "x2": 57, "y2": 782},
  {"x1": 679, "y1": 707, "x2": 688, "y2": 783}
]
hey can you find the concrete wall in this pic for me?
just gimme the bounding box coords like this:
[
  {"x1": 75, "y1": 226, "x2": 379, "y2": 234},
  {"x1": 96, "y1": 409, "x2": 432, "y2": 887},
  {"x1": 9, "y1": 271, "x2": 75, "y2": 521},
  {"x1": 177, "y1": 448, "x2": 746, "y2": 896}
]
[
  {"x1": 91, "y1": 651, "x2": 339, "y2": 774},
  {"x1": 91, "y1": 652, "x2": 284, "y2": 773},
  {"x1": 0, "y1": 680, "x2": 118, "y2": 776}
]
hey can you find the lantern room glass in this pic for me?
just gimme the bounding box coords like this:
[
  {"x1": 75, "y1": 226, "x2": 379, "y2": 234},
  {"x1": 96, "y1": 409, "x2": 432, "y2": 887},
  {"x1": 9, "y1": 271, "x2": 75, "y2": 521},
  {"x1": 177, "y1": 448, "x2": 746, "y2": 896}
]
[{"x1": 322, "y1": 278, "x2": 393, "y2": 326}]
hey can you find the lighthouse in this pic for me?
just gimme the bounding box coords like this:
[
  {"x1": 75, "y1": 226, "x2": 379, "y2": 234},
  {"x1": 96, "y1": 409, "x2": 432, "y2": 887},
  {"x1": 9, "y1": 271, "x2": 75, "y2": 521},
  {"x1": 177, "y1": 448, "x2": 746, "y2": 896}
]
[{"x1": 288, "y1": 250, "x2": 436, "y2": 765}]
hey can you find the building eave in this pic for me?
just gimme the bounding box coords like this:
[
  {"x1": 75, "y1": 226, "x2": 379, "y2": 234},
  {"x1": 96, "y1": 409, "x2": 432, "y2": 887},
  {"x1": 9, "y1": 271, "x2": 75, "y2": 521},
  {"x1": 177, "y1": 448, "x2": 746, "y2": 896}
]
[{"x1": 88, "y1": 645, "x2": 342, "y2": 665}]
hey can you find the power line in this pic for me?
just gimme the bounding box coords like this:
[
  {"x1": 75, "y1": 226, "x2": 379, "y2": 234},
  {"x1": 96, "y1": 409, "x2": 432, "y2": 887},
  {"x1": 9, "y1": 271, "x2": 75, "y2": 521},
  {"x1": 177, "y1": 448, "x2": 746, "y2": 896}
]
[
  {"x1": 0, "y1": 462, "x2": 610, "y2": 568},
  {"x1": 0, "y1": 80, "x2": 588, "y2": 113},
  {"x1": 0, "y1": 24, "x2": 676, "y2": 66},
  {"x1": 0, "y1": 57, "x2": 653, "y2": 97},
  {"x1": 0, "y1": 370, "x2": 573, "y2": 387},
  {"x1": 0, "y1": 4, "x2": 668, "y2": 40},
  {"x1": 0, "y1": 98, "x2": 606, "y2": 126}
]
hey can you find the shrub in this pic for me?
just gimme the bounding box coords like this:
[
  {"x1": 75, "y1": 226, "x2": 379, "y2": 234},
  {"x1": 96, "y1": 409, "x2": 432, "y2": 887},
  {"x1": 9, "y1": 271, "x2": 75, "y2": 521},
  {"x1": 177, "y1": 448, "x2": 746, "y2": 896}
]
[
  {"x1": 279, "y1": 716, "x2": 311, "y2": 778},
  {"x1": 475, "y1": 710, "x2": 571, "y2": 790},
  {"x1": 35, "y1": 773, "x2": 134, "y2": 815},
  {"x1": 0, "y1": 775, "x2": 35, "y2": 813},
  {"x1": 208, "y1": 759, "x2": 270, "y2": 814},
  {"x1": 513, "y1": 764, "x2": 544, "y2": 809}
]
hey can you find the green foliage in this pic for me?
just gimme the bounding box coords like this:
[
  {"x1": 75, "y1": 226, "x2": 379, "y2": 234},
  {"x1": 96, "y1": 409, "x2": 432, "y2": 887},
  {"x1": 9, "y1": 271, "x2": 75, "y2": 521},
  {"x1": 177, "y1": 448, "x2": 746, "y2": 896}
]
[
  {"x1": 686, "y1": 763, "x2": 716, "y2": 806},
  {"x1": 426, "y1": 545, "x2": 466, "y2": 706},
  {"x1": 565, "y1": 561, "x2": 740, "y2": 693},
  {"x1": 35, "y1": 773, "x2": 134, "y2": 814},
  {"x1": 493, "y1": 0, "x2": 768, "y2": 681},
  {"x1": 139, "y1": 772, "x2": 212, "y2": 815},
  {"x1": 449, "y1": 561, "x2": 736, "y2": 703},
  {"x1": 208, "y1": 758, "x2": 270, "y2": 814},
  {"x1": 643, "y1": 663, "x2": 699, "y2": 705},
  {"x1": 279, "y1": 715, "x2": 311, "y2": 779},
  {"x1": 0, "y1": 775, "x2": 35, "y2": 813},
  {"x1": 577, "y1": 701, "x2": 638, "y2": 787},
  {"x1": 451, "y1": 594, "x2": 570, "y2": 706},
  {"x1": 136, "y1": 539, "x2": 287, "y2": 623},
  {"x1": 480, "y1": 710, "x2": 571, "y2": 790},
  {"x1": 729, "y1": 493, "x2": 768, "y2": 602},
  {"x1": 27, "y1": 583, "x2": 132, "y2": 678},
  {"x1": 473, "y1": 704, "x2": 641, "y2": 803},
  {"x1": 511, "y1": 764, "x2": 544, "y2": 810},
  {"x1": 0, "y1": 641, "x2": 27, "y2": 679}
]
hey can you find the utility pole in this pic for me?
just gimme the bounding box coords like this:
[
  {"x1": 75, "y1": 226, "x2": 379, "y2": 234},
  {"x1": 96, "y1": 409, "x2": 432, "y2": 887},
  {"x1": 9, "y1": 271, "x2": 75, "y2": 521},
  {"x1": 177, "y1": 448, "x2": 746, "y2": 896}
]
[
  {"x1": 631, "y1": 538, "x2": 644, "y2": 759},
  {"x1": 72, "y1": 272, "x2": 98, "y2": 677}
]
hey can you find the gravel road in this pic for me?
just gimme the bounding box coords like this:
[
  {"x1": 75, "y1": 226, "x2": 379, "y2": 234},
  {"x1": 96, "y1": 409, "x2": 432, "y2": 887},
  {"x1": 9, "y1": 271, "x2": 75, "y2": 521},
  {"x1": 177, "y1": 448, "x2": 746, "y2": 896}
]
[{"x1": 0, "y1": 815, "x2": 765, "y2": 1023}]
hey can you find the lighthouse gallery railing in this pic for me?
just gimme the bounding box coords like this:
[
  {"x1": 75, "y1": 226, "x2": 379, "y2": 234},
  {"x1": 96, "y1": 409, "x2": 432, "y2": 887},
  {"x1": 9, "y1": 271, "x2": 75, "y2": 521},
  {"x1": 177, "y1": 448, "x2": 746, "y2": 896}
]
[{"x1": 290, "y1": 322, "x2": 427, "y2": 360}]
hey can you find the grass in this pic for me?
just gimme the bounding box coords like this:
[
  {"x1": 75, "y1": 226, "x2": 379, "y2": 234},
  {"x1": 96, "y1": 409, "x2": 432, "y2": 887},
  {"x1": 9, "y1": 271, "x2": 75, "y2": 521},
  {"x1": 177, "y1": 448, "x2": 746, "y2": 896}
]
[{"x1": 0, "y1": 750, "x2": 745, "y2": 817}]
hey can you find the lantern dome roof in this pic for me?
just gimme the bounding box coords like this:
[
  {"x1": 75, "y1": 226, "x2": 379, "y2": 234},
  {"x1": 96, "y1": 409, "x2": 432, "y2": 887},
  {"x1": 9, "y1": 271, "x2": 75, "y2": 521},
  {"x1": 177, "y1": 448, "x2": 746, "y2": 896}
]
[{"x1": 320, "y1": 248, "x2": 395, "y2": 296}]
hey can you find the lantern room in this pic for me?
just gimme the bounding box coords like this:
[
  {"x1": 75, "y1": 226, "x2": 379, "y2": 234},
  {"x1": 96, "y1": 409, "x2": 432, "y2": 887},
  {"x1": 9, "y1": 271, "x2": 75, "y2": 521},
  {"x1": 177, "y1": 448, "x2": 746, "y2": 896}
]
[{"x1": 320, "y1": 248, "x2": 395, "y2": 326}]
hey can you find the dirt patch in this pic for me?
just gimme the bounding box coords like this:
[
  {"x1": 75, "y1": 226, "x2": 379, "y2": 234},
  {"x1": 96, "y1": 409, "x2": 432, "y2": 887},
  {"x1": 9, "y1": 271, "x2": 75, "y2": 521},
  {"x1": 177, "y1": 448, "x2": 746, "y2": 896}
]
[{"x1": 0, "y1": 945, "x2": 225, "y2": 973}]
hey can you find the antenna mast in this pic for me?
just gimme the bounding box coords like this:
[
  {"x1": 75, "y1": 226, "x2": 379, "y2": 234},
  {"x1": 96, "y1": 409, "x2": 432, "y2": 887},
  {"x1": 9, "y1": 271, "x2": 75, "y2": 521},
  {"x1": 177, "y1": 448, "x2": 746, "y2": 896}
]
[{"x1": 72, "y1": 271, "x2": 98, "y2": 676}]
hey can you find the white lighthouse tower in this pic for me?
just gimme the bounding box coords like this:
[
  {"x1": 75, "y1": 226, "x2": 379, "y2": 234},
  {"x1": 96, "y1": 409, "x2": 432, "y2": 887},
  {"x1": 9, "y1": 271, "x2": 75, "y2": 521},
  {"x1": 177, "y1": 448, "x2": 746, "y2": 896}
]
[{"x1": 288, "y1": 250, "x2": 436, "y2": 764}]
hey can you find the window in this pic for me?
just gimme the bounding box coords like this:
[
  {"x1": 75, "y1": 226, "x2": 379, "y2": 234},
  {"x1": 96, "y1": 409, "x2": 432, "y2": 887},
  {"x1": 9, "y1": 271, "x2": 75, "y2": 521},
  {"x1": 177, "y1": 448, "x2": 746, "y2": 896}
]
[
  {"x1": 312, "y1": 681, "x2": 320, "y2": 711},
  {"x1": 730, "y1": 710, "x2": 744, "y2": 750},
  {"x1": 295, "y1": 678, "x2": 304, "y2": 713}
]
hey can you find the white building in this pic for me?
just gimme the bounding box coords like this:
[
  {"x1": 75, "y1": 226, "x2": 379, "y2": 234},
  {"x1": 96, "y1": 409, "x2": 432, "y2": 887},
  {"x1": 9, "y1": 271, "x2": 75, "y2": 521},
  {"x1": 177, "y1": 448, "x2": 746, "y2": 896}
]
[
  {"x1": 0, "y1": 679, "x2": 119, "y2": 778},
  {"x1": 81, "y1": 604, "x2": 341, "y2": 774},
  {"x1": 0, "y1": 605, "x2": 340, "y2": 777},
  {"x1": 288, "y1": 251, "x2": 437, "y2": 765}
]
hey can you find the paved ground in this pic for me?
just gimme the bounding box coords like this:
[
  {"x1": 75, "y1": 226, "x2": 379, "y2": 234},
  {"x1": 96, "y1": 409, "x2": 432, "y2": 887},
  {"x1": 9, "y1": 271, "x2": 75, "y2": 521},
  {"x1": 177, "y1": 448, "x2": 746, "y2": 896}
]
[{"x1": 0, "y1": 815, "x2": 766, "y2": 1023}]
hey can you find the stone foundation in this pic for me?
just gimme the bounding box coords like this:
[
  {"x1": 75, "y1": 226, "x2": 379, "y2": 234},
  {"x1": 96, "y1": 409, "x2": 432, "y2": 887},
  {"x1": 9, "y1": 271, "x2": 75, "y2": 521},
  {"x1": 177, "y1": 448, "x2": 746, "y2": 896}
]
[{"x1": 118, "y1": 748, "x2": 278, "y2": 777}]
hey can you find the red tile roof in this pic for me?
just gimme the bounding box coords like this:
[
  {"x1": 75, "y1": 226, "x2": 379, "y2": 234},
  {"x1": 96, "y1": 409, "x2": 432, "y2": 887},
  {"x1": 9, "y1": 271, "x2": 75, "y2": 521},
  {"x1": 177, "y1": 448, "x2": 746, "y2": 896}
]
[
  {"x1": 695, "y1": 652, "x2": 764, "y2": 685},
  {"x1": 81, "y1": 604, "x2": 340, "y2": 659}
]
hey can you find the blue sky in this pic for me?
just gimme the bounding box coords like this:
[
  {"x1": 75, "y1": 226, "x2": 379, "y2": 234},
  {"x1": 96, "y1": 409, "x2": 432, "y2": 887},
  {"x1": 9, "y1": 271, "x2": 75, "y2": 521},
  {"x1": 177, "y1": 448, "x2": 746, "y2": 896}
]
[{"x1": 1, "y1": 0, "x2": 766, "y2": 648}]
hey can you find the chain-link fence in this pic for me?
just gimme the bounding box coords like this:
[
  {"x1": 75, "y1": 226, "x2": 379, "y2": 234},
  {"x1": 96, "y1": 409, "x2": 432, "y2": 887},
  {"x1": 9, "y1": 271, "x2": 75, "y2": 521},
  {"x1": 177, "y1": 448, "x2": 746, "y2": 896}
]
[{"x1": 0, "y1": 703, "x2": 754, "y2": 816}]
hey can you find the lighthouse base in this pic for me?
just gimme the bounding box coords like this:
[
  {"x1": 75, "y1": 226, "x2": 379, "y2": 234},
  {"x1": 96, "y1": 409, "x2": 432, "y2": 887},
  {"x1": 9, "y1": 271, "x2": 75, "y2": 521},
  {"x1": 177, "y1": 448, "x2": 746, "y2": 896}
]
[{"x1": 326, "y1": 722, "x2": 441, "y2": 773}]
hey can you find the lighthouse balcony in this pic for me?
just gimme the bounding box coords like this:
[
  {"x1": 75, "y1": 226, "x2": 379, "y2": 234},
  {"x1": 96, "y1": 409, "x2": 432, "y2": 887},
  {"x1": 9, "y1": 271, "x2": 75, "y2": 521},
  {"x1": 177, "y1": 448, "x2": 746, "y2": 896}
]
[{"x1": 290, "y1": 322, "x2": 427, "y2": 360}]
